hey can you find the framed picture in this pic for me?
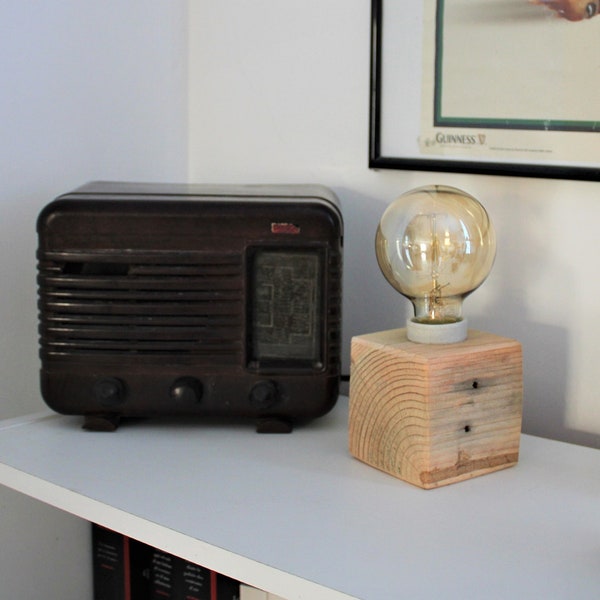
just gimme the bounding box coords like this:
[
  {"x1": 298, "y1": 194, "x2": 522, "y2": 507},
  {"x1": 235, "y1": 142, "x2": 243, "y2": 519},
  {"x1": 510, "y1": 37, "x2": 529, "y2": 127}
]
[{"x1": 369, "y1": 0, "x2": 600, "y2": 180}]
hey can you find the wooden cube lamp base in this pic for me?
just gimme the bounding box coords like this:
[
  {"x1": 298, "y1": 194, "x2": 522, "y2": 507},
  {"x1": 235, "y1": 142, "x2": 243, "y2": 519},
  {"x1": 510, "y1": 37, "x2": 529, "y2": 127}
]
[{"x1": 349, "y1": 329, "x2": 523, "y2": 489}]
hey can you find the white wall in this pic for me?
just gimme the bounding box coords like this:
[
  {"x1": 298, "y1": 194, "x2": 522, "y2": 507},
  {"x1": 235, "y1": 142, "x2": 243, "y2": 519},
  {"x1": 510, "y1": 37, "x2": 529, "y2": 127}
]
[
  {"x1": 0, "y1": 2, "x2": 188, "y2": 597},
  {"x1": 188, "y1": 1, "x2": 600, "y2": 449}
]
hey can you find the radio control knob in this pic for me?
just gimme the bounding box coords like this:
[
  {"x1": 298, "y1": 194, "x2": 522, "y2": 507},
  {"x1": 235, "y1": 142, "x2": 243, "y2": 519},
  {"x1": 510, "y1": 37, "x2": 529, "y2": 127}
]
[
  {"x1": 170, "y1": 377, "x2": 203, "y2": 403},
  {"x1": 93, "y1": 377, "x2": 125, "y2": 406},
  {"x1": 249, "y1": 380, "x2": 280, "y2": 410}
]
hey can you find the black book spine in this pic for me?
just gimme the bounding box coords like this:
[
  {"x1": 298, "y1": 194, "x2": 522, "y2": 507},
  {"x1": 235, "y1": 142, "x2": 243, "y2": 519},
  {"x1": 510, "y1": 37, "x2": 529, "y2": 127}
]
[
  {"x1": 214, "y1": 572, "x2": 241, "y2": 600},
  {"x1": 129, "y1": 538, "x2": 153, "y2": 599},
  {"x1": 150, "y1": 548, "x2": 211, "y2": 600},
  {"x1": 92, "y1": 524, "x2": 128, "y2": 600}
]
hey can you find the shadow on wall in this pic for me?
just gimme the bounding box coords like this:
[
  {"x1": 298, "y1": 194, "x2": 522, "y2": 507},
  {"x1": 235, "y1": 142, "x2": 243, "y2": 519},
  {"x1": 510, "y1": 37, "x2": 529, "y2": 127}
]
[
  {"x1": 484, "y1": 296, "x2": 599, "y2": 449},
  {"x1": 336, "y1": 186, "x2": 412, "y2": 379},
  {"x1": 474, "y1": 189, "x2": 599, "y2": 450}
]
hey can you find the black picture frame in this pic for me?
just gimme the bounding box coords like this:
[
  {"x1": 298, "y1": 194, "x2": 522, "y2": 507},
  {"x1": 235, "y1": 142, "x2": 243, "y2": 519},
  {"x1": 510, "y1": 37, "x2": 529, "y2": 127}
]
[{"x1": 368, "y1": 0, "x2": 600, "y2": 181}]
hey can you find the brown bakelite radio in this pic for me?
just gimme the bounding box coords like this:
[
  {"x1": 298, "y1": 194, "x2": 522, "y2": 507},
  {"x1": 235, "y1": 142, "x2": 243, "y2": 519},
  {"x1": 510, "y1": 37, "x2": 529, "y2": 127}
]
[{"x1": 37, "y1": 182, "x2": 343, "y2": 432}]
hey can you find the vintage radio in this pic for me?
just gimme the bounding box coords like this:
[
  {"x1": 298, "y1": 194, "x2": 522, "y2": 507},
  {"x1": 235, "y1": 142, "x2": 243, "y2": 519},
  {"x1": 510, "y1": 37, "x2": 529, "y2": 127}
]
[{"x1": 37, "y1": 182, "x2": 343, "y2": 432}]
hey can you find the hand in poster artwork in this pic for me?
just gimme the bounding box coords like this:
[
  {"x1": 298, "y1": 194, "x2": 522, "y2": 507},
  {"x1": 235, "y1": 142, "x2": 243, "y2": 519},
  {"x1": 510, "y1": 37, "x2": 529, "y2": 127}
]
[{"x1": 531, "y1": 0, "x2": 600, "y2": 20}]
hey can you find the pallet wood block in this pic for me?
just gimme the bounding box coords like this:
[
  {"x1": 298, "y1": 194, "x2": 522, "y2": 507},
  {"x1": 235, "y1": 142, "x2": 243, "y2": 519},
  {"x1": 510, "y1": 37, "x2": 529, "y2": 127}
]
[{"x1": 349, "y1": 328, "x2": 523, "y2": 489}]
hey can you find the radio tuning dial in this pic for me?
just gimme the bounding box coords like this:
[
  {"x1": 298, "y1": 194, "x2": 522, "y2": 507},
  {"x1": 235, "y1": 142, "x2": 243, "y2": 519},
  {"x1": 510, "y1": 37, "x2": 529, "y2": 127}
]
[
  {"x1": 170, "y1": 377, "x2": 203, "y2": 403},
  {"x1": 93, "y1": 377, "x2": 125, "y2": 406},
  {"x1": 249, "y1": 380, "x2": 280, "y2": 410}
]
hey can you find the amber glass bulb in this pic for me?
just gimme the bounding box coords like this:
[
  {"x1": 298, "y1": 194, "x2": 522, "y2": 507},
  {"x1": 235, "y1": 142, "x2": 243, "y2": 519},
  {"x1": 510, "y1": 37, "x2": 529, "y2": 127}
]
[{"x1": 375, "y1": 185, "x2": 496, "y2": 343}]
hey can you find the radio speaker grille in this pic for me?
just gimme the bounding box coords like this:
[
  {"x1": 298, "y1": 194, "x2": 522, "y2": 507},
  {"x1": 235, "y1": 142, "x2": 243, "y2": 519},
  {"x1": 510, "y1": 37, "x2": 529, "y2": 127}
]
[{"x1": 38, "y1": 252, "x2": 244, "y2": 360}]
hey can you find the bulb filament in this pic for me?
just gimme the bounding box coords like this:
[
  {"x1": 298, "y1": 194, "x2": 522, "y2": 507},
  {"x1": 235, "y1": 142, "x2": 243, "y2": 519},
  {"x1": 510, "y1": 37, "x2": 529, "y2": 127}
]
[
  {"x1": 428, "y1": 214, "x2": 446, "y2": 321},
  {"x1": 427, "y1": 279, "x2": 449, "y2": 321}
]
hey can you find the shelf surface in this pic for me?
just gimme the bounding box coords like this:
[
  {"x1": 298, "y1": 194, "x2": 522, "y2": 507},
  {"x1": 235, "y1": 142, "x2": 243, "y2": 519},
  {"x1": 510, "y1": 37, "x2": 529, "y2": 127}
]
[{"x1": 0, "y1": 398, "x2": 599, "y2": 599}]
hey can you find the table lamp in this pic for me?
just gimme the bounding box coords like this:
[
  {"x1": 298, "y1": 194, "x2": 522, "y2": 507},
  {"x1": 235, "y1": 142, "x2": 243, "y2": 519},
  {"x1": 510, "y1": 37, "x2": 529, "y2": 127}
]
[{"x1": 349, "y1": 185, "x2": 523, "y2": 488}]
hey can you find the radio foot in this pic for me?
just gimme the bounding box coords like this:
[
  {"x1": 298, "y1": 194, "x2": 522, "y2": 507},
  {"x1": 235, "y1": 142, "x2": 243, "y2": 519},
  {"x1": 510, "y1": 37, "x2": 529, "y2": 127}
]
[
  {"x1": 256, "y1": 417, "x2": 293, "y2": 434},
  {"x1": 83, "y1": 414, "x2": 121, "y2": 432}
]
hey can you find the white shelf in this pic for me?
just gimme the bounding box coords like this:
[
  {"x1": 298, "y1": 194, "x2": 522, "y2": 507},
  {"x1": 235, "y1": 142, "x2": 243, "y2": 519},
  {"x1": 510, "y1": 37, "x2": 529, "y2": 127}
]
[{"x1": 0, "y1": 398, "x2": 599, "y2": 599}]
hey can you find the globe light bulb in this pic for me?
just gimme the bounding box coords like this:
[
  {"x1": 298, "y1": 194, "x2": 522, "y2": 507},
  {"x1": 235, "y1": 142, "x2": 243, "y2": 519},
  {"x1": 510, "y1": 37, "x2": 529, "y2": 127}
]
[{"x1": 375, "y1": 185, "x2": 496, "y2": 343}]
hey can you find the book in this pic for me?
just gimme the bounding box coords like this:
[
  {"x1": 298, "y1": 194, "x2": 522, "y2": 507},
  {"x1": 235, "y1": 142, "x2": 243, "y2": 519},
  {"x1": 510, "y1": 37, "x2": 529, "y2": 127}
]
[
  {"x1": 92, "y1": 523, "x2": 240, "y2": 600},
  {"x1": 214, "y1": 573, "x2": 241, "y2": 600},
  {"x1": 92, "y1": 523, "x2": 152, "y2": 600},
  {"x1": 150, "y1": 548, "x2": 210, "y2": 600},
  {"x1": 92, "y1": 524, "x2": 128, "y2": 600}
]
